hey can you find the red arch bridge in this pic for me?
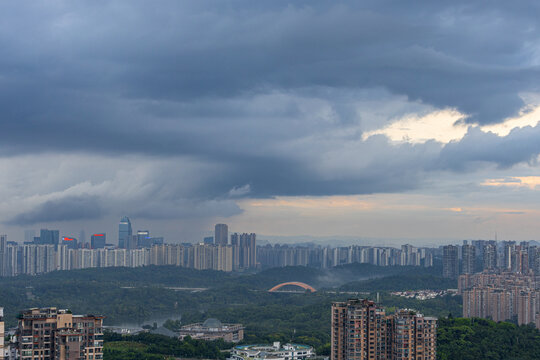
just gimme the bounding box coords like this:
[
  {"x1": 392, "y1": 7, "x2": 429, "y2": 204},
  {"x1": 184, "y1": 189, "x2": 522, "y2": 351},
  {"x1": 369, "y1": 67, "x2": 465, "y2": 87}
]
[{"x1": 268, "y1": 281, "x2": 317, "y2": 293}]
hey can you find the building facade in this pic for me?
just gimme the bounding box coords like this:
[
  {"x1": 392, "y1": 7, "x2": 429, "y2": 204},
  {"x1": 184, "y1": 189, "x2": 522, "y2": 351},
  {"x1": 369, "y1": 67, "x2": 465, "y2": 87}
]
[
  {"x1": 118, "y1": 216, "x2": 132, "y2": 249},
  {"x1": 231, "y1": 343, "x2": 314, "y2": 360},
  {"x1": 442, "y1": 245, "x2": 458, "y2": 279},
  {"x1": 331, "y1": 299, "x2": 437, "y2": 360},
  {"x1": 179, "y1": 318, "x2": 244, "y2": 342},
  {"x1": 16, "y1": 307, "x2": 104, "y2": 360},
  {"x1": 0, "y1": 235, "x2": 439, "y2": 278},
  {"x1": 90, "y1": 234, "x2": 106, "y2": 249},
  {"x1": 388, "y1": 310, "x2": 437, "y2": 360},
  {"x1": 214, "y1": 224, "x2": 228, "y2": 246},
  {"x1": 461, "y1": 243, "x2": 476, "y2": 275},
  {"x1": 460, "y1": 272, "x2": 540, "y2": 327},
  {"x1": 0, "y1": 307, "x2": 4, "y2": 360}
]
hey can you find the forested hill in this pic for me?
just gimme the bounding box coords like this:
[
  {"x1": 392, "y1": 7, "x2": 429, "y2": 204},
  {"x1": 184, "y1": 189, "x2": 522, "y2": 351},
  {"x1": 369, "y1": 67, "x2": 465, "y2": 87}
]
[
  {"x1": 0, "y1": 262, "x2": 445, "y2": 289},
  {"x1": 437, "y1": 317, "x2": 540, "y2": 360},
  {"x1": 103, "y1": 318, "x2": 540, "y2": 360},
  {"x1": 0, "y1": 263, "x2": 453, "y2": 327}
]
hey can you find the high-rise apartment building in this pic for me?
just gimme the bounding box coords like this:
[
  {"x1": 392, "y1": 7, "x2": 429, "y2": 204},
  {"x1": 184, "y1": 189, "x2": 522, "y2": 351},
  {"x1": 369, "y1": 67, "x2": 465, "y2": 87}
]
[
  {"x1": 482, "y1": 244, "x2": 497, "y2": 271},
  {"x1": 16, "y1": 307, "x2": 104, "y2": 360},
  {"x1": 0, "y1": 235, "x2": 6, "y2": 277},
  {"x1": 388, "y1": 310, "x2": 437, "y2": 360},
  {"x1": 230, "y1": 233, "x2": 257, "y2": 269},
  {"x1": 240, "y1": 233, "x2": 256, "y2": 269},
  {"x1": 503, "y1": 241, "x2": 516, "y2": 270},
  {"x1": 0, "y1": 307, "x2": 4, "y2": 360},
  {"x1": 512, "y1": 246, "x2": 529, "y2": 274},
  {"x1": 461, "y1": 243, "x2": 476, "y2": 274},
  {"x1": 442, "y1": 245, "x2": 459, "y2": 279},
  {"x1": 460, "y1": 272, "x2": 540, "y2": 327},
  {"x1": 118, "y1": 216, "x2": 132, "y2": 249},
  {"x1": 0, "y1": 242, "x2": 436, "y2": 278},
  {"x1": 215, "y1": 224, "x2": 228, "y2": 246},
  {"x1": 331, "y1": 299, "x2": 437, "y2": 360},
  {"x1": 332, "y1": 299, "x2": 388, "y2": 360}
]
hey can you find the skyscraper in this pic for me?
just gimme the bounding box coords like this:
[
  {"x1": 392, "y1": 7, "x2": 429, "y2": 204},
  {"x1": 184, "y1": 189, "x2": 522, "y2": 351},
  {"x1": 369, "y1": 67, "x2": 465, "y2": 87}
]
[
  {"x1": 118, "y1": 216, "x2": 132, "y2": 249},
  {"x1": 24, "y1": 229, "x2": 35, "y2": 243},
  {"x1": 137, "y1": 230, "x2": 150, "y2": 247},
  {"x1": 127, "y1": 235, "x2": 139, "y2": 250},
  {"x1": 62, "y1": 236, "x2": 78, "y2": 250},
  {"x1": 36, "y1": 229, "x2": 59, "y2": 246},
  {"x1": 461, "y1": 243, "x2": 476, "y2": 274},
  {"x1": 215, "y1": 224, "x2": 228, "y2": 246},
  {"x1": 91, "y1": 233, "x2": 106, "y2": 249},
  {"x1": 79, "y1": 229, "x2": 87, "y2": 246},
  {"x1": 443, "y1": 245, "x2": 459, "y2": 279}
]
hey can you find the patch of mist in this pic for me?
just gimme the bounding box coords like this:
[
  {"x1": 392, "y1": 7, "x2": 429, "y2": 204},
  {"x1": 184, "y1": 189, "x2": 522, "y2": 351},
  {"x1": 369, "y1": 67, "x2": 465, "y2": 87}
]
[{"x1": 315, "y1": 269, "x2": 386, "y2": 288}]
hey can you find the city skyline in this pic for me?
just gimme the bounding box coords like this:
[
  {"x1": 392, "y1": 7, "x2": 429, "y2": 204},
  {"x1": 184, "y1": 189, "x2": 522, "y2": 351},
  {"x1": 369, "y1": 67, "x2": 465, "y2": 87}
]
[
  {"x1": 2, "y1": 218, "x2": 540, "y2": 248},
  {"x1": 1, "y1": 2, "x2": 540, "y2": 243}
]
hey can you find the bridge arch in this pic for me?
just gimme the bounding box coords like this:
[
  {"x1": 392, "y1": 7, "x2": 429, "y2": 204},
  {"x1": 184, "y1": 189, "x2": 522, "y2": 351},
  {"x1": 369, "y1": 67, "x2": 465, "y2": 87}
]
[{"x1": 268, "y1": 281, "x2": 316, "y2": 293}]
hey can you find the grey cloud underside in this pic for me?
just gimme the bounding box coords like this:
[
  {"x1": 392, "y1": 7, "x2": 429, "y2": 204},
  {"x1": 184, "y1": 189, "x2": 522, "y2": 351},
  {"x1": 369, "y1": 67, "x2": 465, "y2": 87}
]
[
  {"x1": 438, "y1": 125, "x2": 540, "y2": 171},
  {"x1": 7, "y1": 195, "x2": 103, "y2": 226},
  {"x1": 2, "y1": 1, "x2": 540, "y2": 224}
]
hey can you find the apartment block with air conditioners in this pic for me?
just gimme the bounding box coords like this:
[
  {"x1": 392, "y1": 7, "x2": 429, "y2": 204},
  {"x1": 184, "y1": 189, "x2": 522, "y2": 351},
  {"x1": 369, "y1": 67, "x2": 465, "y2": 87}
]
[
  {"x1": 331, "y1": 299, "x2": 437, "y2": 360},
  {"x1": 16, "y1": 307, "x2": 104, "y2": 360}
]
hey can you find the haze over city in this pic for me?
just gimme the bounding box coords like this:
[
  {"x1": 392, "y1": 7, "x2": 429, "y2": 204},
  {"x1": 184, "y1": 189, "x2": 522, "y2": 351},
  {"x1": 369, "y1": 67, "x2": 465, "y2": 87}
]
[{"x1": 2, "y1": 1, "x2": 540, "y2": 244}]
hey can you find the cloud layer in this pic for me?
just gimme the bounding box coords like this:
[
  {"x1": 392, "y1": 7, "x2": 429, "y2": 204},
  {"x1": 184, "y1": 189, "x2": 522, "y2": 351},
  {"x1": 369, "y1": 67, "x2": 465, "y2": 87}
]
[{"x1": 0, "y1": 1, "x2": 540, "y2": 239}]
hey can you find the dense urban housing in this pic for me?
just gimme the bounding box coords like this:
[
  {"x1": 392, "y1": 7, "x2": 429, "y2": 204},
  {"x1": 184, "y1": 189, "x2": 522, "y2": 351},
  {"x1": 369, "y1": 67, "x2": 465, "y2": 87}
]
[
  {"x1": 331, "y1": 299, "x2": 437, "y2": 360},
  {"x1": 16, "y1": 307, "x2": 104, "y2": 360}
]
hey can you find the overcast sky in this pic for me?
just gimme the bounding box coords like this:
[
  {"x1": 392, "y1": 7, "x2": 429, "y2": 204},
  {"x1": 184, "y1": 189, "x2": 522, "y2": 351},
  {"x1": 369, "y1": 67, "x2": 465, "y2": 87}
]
[{"x1": 2, "y1": 1, "x2": 540, "y2": 245}]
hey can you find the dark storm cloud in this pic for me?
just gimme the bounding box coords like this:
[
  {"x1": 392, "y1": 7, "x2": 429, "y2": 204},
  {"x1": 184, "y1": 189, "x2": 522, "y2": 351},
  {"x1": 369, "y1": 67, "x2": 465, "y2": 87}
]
[
  {"x1": 7, "y1": 195, "x2": 103, "y2": 226},
  {"x1": 1, "y1": 0, "x2": 540, "y2": 224},
  {"x1": 438, "y1": 125, "x2": 540, "y2": 171}
]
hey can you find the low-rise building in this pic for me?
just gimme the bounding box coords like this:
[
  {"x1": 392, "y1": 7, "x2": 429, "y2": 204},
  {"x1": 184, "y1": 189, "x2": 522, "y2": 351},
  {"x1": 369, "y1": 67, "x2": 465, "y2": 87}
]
[
  {"x1": 230, "y1": 342, "x2": 315, "y2": 360},
  {"x1": 179, "y1": 318, "x2": 244, "y2": 342}
]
